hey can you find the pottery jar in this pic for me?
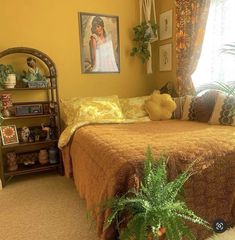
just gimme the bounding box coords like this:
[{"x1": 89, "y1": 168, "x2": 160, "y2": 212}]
[{"x1": 38, "y1": 149, "x2": 48, "y2": 165}]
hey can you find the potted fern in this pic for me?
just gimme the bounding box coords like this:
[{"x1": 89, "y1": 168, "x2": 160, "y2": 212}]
[
  {"x1": 102, "y1": 147, "x2": 211, "y2": 240},
  {"x1": 130, "y1": 21, "x2": 158, "y2": 63}
]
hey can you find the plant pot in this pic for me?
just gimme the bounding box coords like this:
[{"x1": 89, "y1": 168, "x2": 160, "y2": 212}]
[{"x1": 4, "y1": 74, "x2": 16, "y2": 88}]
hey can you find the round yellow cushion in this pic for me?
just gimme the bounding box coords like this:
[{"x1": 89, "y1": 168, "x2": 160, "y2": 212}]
[{"x1": 144, "y1": 91, "x2": 176, "y2": 121}]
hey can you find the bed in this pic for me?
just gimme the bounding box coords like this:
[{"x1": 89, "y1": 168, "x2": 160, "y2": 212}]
[{"x1": 60, "y1": 119, "x2": 235, "y2": 240}]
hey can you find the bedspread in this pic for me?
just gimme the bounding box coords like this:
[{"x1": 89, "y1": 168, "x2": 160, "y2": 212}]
[{"x1": 61, "y1": 120, "x2": 235, "y2": 240}]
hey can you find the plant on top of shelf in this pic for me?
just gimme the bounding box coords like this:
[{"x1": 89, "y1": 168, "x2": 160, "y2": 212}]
[
  {"x1": 130, "y1": 21, "x2": 158, "y2": 63},
  {"x1": 0, "y1": 64, "x2": 16, "y2": 89},
  {"x1": 101, "y1": 146, "x2": 211, "y2": 240}
]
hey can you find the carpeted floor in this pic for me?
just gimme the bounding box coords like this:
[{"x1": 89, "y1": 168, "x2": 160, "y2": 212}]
[
  {"x1": 0, "y1": 172, "x2": 99, "y2": 240},
  {"x1": 0, "y1": 172, "x2": 234, "y2": 240},
  {"x1": 206, "y1": 227, "x2": 235, "y2": 240}
]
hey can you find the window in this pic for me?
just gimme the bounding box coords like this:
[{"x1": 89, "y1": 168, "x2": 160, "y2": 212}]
[{"x1": 192, "y1": 0, "x2": 235, "y2": 89}]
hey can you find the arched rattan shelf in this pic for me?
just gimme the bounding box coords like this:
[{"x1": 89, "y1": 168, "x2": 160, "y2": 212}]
[
  {"x1": 0, "y1": 47, "x2": 63, "y2": 187},
  {"x1": 0, "y1": 47, "x2": 57, "y2": 78}
]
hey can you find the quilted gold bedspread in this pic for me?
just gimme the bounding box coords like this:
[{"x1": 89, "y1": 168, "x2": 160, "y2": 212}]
[{"x1": 61, "y1": 120, "x2": 235, "y2": 240}]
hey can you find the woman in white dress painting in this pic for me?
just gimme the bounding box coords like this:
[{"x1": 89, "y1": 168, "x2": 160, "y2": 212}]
[{"x1": 89, "y1": 16, "x2": 118, "y2": 72}]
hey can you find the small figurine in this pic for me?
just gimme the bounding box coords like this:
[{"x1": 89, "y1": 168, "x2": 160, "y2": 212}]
[
  {"x1": 41, "y1": 123, "x2": 51, "y2": 140},
  {"x1": 21, "y1": 126, "x2": 30, "y2": 143},
  {"x1": 6, "y1": 152, "x2": 17, "y2": 171},
  {"x1": 22, "y1": 57, "x2": 45, "y2": 83}
]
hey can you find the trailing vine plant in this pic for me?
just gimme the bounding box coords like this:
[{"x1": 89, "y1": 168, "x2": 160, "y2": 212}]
[{"x1": 130, "y1": 21, "x2": 158, "y2": 63}]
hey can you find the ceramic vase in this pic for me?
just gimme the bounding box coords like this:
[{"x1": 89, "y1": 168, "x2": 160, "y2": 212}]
[
  {"x1": 1, "y1": 93, "x2": 12, "y2": 117},
  {"x1": 48, "y1": 146, "x2": 58, "y2": 164},
  {"x1": 6, "y1": 152, "x2": 18, "y2": 171},
  {"x1": 38, "y1": 149, "x2": 48, "y2": 165}
]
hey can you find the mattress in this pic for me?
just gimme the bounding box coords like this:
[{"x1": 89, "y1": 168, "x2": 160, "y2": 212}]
[{"x1": 61, "y1": 120, "x2": 235, "y2": 240}]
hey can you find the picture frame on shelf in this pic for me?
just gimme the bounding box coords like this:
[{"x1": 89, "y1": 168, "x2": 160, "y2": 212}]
[
  {"x1": 159, "y1": 9, "x2": 173, "y2": 40},
  {"x1": 0, "y1": 125, "x2": 19, "y2": 145},
  {"x1": 159, "y1": 43, "x2": 172, "y2": 71},
  {"x1": 15, "y1": 104, "x2": 43, "y2": 116},
  {"x1": 78, "y1": 12, "x2": 120, "y2": 73}
]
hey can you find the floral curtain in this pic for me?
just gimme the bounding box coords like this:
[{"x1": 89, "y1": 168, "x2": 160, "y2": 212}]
[{"x1": 176, "y1": 0, "x2": 211, "y2": 96}]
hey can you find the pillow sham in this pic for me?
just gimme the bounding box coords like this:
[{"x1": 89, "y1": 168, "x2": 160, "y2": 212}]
[
  {"x1": 77, "y1": 96, "x2": 124, "y2": 121},
  {"x1": 181, "y1": 95, "x2": 197, "y2": 121},
  {"x1": 194, "y1": 90, "x2": 218, "y2": 122},
  {"x1": 60, "y1": 95, "x2": 124, "y2": 125},
  {"x1": 60, "y1": 97, "x2": 81, "y2": 126},
  {"x1": 119, "y1": 96, "x2": 150, "y2": 119},
  {"x1": 209, "y1": 92, "x2": 235, "y2": 126},
  {"x1": 172, "y1": 96, "x2": 186, "y2": 119}
]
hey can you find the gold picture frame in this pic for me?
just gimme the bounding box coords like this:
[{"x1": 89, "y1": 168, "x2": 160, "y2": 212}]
[
  {"x1": 159, "y1": 9, "x2": 173, "y2": 40},
  {"x1": 159, "y1": 43, "x2": 172, "y2": 71},
  {"x1": 78, "y1": 12, "x2": 120, "y2": 74},
  {"x1": 0, "y1": 125, "x2": 19, "y2": 145}
]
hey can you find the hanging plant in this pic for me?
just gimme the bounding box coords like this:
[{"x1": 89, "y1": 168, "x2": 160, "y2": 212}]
[{"x1": 130, "y1": 21, "x2": 158, "y2": 63}]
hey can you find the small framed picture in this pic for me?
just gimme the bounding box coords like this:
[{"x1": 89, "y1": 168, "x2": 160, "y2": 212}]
[
  {"x1": 0, "y1": 125, "x2": 19, "y2": 145},
  {"x1": 159, "y1": 9, "x2": 173, "y2": 40},
  {"x1": 159, "y1": 43, "x2": 172, "y2": 71},
  {"x1": 15, "y1": 104, "x2": 43, "y2": 116},
  {"x1": 78, "y1": 12, "x2": 120, "y2": 73}
]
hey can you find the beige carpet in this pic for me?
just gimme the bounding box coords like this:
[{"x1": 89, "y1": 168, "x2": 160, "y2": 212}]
[
  {"x1": 0, "y1": 173, "x2": 233, "y2": 240},
  {"x1": 0, "y1": 172, "x2": 99, "y2": 240},
  {"x1": 206, "y1": 227, "x2": 235, "y2": 240}
]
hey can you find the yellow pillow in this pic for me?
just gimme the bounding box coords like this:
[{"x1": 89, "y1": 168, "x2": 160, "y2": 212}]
[
  {"x1": 75, "y1": 95, "x2": 124, "y2": 122},
  {"x1": 144, "y1": 91, "x2": 176, "y2": 120},
  {"x1": 60, "y1": 95, "x2": 124, "y2": 125},
  {"x1": 60, "y1": 97, "x2": 81, "y2": 126},
  {"x1": 120, "y1": 96, "x2": 150, "y2": 119}
]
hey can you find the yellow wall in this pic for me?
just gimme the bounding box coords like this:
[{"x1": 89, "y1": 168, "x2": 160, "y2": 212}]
[
  {"x1": 151, "y1": 0, "x2": 176, "y2": 91},
  {"x1": 0, "y1": 0, "x2": 157, "y2": 99}
]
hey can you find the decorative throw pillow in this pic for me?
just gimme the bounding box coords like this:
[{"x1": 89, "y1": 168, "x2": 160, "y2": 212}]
[
  {"x1": 209, "y1": 92, "x2": 235, "y2": 126},
  {"x1": 181, "y1": 95, "x2": 197, "y2": 121},
  {"x1": 119, "y1": 95, "x2": 150, "y2": 119},
  {"x1": 76, "y1": 95, "x2": 124, "y2": 122},
  {"x1": 144, "y1": 91, "x2": 176, "y2": 121},
  {"x1": 60, "y1": 97, "x2": 81, "y2": 126},
  {"x1": 194, "y1": 90, "x2": 219, "y2": 122},
  {"x1": 172, "y1": 96, "x2": 186, "y2": 119}
]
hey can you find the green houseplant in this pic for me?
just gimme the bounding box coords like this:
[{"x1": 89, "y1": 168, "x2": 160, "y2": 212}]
[
  {"x1": 130, "y1": 21, "x2": 157, "y2": 63},
  {"x1": 102, "y1": 147, "x2": 210, "y2": 240},
  {"x1": 0, "y1": 64, "x2": 16, "y2": 89}
]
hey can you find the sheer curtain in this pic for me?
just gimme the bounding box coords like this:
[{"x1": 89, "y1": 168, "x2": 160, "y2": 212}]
[{"x1": 192, "y1": 0, "x2": 235, "y2": 89}]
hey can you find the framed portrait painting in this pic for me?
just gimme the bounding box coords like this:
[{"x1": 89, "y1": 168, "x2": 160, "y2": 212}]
[
  {"x1": 159, "y1": 43, "x2": 172, "y2": 71},
  {"x1": 0, "y1": 125, "x2": 19, "y2": 145},
  {"x1": 78, "y1": 12, "x2": 120, "y2": 73},
  {"x1": 159, "y1": 9, "x2": 173, "y2": 40}
]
